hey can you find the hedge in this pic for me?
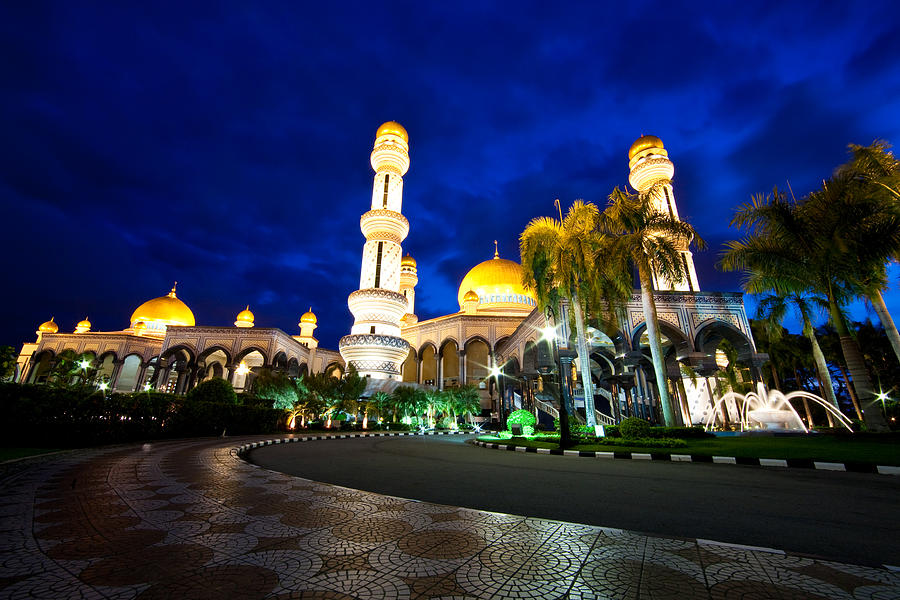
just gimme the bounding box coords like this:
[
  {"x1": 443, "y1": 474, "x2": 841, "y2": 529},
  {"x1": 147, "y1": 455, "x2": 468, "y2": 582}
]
[{"x1": 0, "y1": 382, "x2": 286, "y2": 448}]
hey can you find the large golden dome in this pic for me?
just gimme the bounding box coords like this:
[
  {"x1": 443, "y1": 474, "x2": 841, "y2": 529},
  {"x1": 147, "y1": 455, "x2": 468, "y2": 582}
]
[
  {"x1": 457, "y1": 254, "x2": 536, "y2": 312},
  {"x1": 628, "y1": 134, "x2": 665, "y2": 160},
  {"x1": 130, "y1": 284, "x2": 195, "y2": 332},
  {"x1": 376, "y1": 121, "x2": 408, "y2": 143}
]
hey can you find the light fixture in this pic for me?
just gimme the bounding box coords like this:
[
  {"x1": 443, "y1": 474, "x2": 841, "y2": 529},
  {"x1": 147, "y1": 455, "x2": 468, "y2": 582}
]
[
  {"x1": 98, "y1": 382, "x2": 109, "y2": 391},
  {"x1": 236, "y1": 362, "x2": 250, "y2": 376},
  {"x1": 540, "y1": 325, "x2": 556, "y2": 341},
  {"x1": 143, "y1": 382, "x2": 152, "y2": 391},
  {"x1": 79, "y1": 360, "x2": 91, "y2": 370}
]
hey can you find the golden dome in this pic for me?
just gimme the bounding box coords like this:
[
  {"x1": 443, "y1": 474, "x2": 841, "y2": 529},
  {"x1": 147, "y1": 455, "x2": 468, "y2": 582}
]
[
  {"x1": 463, "y1": 290, "x2": 479, "y2": 303},
  {"x1": 628, "y1": 135, "x2": 665, "y2": 160},
  {"x1": 300, "y1": 307, "x2": 317, "y2": 325},
  {"x1": 401, "y1": 254, "x2": 417, "y2": 268},
  {"x1": 235, "y1": 305, "x2": 255, "y2": 328},
  {"x1": 38, "y1": 317, "x2": 58, "y2": 334},
  {"x1": 129, "y1": 283, "x2": 195, "y2": 331},
  {"x1": 75, "y1": 317, "x2": 91, "y2": 333},
  {"x1": 457, "y1": 252, "x2": 536, "y2": 311},
  {"x1": 376, "y1": 121, "x2": 408, "y2": 143}
]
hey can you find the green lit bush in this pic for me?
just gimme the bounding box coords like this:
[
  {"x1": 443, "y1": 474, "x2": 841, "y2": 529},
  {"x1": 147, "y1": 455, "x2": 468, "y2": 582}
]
[
  {"x1": 617, "y1": 417, "x2": 651, "y2": 439},
  {"x1": 507, "y1": 409, "x2": 536, "y2": 436},
  {"x1": 595, "y1": 437, "x2": 687, "y2": 448}
]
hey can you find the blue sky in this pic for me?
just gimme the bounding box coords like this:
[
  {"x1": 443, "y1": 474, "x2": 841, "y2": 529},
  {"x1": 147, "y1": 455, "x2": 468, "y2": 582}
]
[{"x1": 2, "y1": 1, "x2": 900, "y2": 348}]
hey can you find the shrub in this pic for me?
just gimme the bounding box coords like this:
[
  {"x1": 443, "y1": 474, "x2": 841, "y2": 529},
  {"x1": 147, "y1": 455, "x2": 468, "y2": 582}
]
[
  {"x1": 595, "y1": 437, "x2": 687, "y2": 448},
  {"x1": 507, "y1": 409, "x2": 537, "y2": 427},
  {"x1": 186, "y1": 378, "x2": 237, "y2": 405},
  {"x1": 617, "y1": 417, "x2": 651, "y2": 439}
]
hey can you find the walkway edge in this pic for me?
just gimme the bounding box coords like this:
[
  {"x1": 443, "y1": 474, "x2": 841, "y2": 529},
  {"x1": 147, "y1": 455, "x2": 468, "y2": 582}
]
[
  {"x1": 468, "y1": 440, "x2": 900, "y2": 475},
  {"x1": 233, "y1": 430, "x2": 471, "y2": 458}
]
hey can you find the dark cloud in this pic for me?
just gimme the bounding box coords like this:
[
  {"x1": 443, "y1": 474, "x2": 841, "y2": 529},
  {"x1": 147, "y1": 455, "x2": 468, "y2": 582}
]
[{"x1": 3, "y1": 1, "x2": 900, "y2": 349}]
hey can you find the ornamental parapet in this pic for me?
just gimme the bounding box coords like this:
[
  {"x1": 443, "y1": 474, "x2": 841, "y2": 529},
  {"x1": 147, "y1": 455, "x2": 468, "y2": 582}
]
[
  {"x1": 339, "y1": 334, "x2": 411, "y2": 350},
  {"x1": 371, "y1": 142, "x2": 410, "y2": 175},
  {"x1": 360, "y1": 209, "x2": 410, "y2": 241}
]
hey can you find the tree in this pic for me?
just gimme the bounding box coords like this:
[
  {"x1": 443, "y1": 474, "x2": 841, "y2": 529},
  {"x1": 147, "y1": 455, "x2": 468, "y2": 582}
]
[
  {"x1": 391, "y1": 385, "x2": 427, "y2": 425},
  {"x1": 755, "y1": 292, "x2": 839, "y2": 410},
  {"x1": 837, "y1": 141, "x2": 900, "y2": 364},
  {"x1": 520, "y1": 200, "x2": 605, "y2": 429},
  {"x1": 598, "y1": 186, "x2": 706, "y2": 426},
  {"x1": 719, "y1": 184, "x2": 889, "y2": 431},
  {"x1": 0, "y1": 346, "x2": 17, "y2": 381},
  {"x1": 449, "y1": 384, "x2": 481, "y2": 425}
]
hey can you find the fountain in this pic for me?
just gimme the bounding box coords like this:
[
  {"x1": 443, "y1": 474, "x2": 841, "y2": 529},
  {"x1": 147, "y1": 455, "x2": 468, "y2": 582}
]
[{"x1": 704, "y1": 382, "x2": 854, "y2": 433}]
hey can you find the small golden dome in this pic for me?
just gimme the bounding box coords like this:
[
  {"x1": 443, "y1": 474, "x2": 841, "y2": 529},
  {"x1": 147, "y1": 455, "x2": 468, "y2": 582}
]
[
  {"x1": 376, "y1": 121, "x2": 408, "y2": 143},
  {"x1": 234, "y1": 305, "x2": 255, "y2": 328},
  {"x1": 463, "y1": 290, "x2": 479, "y2": 303},
  {"x1": 300, "y1": 307, "x2": 317, "y2": 325},
  {"x1": 75, "y1": 317, "x2": 91, "y2": 333},
  {"x1": 130, "y1": 283, "x2": 196, "y2": 330},
  {"x1": 628, "y1": 135, "x2": 665, "y2": 160},
  {"x1": 133, "y1": 321, "x2": 147, "y2": 331},
  {"x1": 401, "y1": 254, "x2": 417, "y2": 268},
  {"x1": 457, "y1": 250, "x2": 536, "y2": 311},
  {"x1": 38, "y1": 317, "x2": 58, "y2": 334}
]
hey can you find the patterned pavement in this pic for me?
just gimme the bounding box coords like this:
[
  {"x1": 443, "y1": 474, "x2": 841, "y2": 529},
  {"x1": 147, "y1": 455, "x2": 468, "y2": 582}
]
[{"x1": 1, "y1": 435, "x2": 899, "y2": 599}]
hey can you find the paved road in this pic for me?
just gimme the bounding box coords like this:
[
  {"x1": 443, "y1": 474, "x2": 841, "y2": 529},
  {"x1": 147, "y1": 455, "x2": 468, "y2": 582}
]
[{"x1": 249, "y1": 434, "x2": 900, "y2": 567}]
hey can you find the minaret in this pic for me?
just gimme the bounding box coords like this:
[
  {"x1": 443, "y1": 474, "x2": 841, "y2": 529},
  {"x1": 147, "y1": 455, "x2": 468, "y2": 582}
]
[
  {"x1": 339, "y1": 122, "x2": 412, "y2": 379},
  {"x1": 627, "y1": 135, "x2": 700, "y2": 292},
  {"x1": 399, "y1": 254, "x2": 418, "y2": 325}
]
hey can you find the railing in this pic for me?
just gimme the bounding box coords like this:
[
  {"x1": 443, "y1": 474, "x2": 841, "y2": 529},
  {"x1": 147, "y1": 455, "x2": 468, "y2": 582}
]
[
  {"x1": 594, "y1": 410, "x2": 617, "y2": 427},
  {"x1": 533, "y1": 398, "x2": 559, "y2": 420}
]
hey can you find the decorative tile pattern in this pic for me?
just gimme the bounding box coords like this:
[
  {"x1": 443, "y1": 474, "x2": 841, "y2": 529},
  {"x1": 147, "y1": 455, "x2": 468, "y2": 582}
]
[{"x1": 1, "y1": 435, "x2": 898, "y2": 599}]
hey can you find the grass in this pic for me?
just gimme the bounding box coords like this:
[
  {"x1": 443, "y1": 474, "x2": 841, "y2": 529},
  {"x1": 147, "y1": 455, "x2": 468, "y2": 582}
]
[
  {"x1": 477, "y1": 433, "x2": 900, "y2": 466},
  {"x1": 0, "y1": 448, "x2": 62, "y2": 462}
]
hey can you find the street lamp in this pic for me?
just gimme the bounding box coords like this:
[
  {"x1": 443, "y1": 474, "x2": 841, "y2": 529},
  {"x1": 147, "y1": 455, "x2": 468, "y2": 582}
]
[{"x1": 489, "y1": 365, "x2": 504, "y2": 428}]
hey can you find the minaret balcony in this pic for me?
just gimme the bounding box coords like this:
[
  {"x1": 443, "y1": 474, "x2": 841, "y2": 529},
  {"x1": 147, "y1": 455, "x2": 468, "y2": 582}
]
[
  {"x1": 629, "y1": 157, "x2": 674, "y2": 191},
  {"x1": 370, "y1": 143, "x2": 410, "y2": 175},
  {"x1": 347, "y1": 288, "x2": 409, "y2": 321},
  {"x1": 360, "y1": 209, "x2": 410, "y2": 241}
]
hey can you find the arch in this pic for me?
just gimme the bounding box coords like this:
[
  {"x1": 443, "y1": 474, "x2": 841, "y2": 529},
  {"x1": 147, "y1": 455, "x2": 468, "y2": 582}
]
[
  {"x1": 161, "y1": 344, "x2": 197, "y2": 363},
  {"x1": 464, "y1": 338, "x2": 490, "y2": 387},
  {"x1": 116, "y1": 354, "x2": 144, "y2": 392},
  {"x1": 694, "y1": 319, "x2": 755, "y2": 359},
  {"x1": 420, "y1": 344, "x2": 437, "y2": 386},
  {"x1": 200, "y1": 349, "x2": 229, "y2": 382},
  {"x1": 401, "y1": 347, "x2": 417, "y2": 383},
  {"x1": 287, "y1": 357, "x2": 300, "y2": 378},
  {"x1": 26, "y1": 350, "x2": 55, "y2": 384},
  {"x1": 417, "y1": 341, "x2": 438, "y2": 356},
  {"x1": 233, "y1": 350, "x2": 266, "y2": 392},
  {"x1": 97, "y1": 353, "x2": 116, "y2": 383},
  {"x1": 235, "y1": 346, "x2": 268, "y2": 366},
  {"x1": 324, "y1": 362, "x2": 343, "y2": 378},
  {"x1": 198, "y1": 345, "x2": 233, "y2": 367},
  {"x1": 272, "y1": 351, "x2": 289, "y2": 371},
  {"x1": 298, "y1": 362, "x2": 309, "y2": 377},
  {"x1": 440, "y1": 338, "x2": 459, "y2": 389},
  {"x1": 494, "y1": 336, "x2": 511, "y2": 354},
  {"x1": 522, "y1": 340, "x2": 538, "y2": 374}
]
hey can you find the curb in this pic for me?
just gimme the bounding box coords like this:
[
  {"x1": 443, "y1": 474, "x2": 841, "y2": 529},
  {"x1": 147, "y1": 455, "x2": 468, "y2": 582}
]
[
  {"x1": 233, "y1": 430, "x2": 472, "y2": 458},
  {"x1": 470, "y1": 440, "x2": 900, "y2": 476}
]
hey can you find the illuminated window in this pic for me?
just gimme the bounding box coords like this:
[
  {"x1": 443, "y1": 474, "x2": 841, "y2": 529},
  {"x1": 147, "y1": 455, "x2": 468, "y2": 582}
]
[
  {"x1": 382, "y1": 174, "x2": 389, "y2": 208},
  {"x1": 374, "y1": 242, "x2": 384, "y2": 287}
]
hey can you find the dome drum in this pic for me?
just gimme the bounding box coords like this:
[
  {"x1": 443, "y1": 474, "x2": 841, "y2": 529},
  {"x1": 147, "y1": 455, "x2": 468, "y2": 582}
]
[
  {"x1": 360, "y1": 210, "x2": 410, "y2": 241},
  {"x1": 628, "y1": 157, "x2": 674, "y2": 192}
]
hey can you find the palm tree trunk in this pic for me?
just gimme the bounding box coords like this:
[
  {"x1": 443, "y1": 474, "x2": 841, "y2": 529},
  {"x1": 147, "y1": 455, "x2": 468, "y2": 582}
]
[
  {"x1": 837, "y1": 364, "x2": 863, "y2": 420},
  {"x1": 801, "y1": 397, "x2": 814, "y2": 428},
  {"x1": 571, "y1": 292, "x2": 596, "y2": 429},
  {"x1": 770, "y1": 364, "x2": 781, "y2": 389},
  {"x1": 638, "y1": 265, "x2": 676, "y2": 426},
  {"x1": 806, "y1": 329, "x2": 839, "y2": 409},
  {"x1": 868, "y1": 288, "x2": 900, "y2": 365},
  {"x1": 828, "y1": 298, "x2": 888, "y2": 431}
]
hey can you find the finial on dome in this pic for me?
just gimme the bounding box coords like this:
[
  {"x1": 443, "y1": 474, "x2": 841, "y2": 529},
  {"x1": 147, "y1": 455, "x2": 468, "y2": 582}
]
[
  {"x1": 168, "y1": 282, "x2": 178, "y2": 298},
  {"x1": 493, "y1": 240, "x2": 499, "y2": 259}
]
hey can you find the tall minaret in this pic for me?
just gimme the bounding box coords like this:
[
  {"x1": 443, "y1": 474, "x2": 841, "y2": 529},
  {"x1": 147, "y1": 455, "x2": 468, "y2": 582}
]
[
  {"x1": 627, "y1": 135, "x2": 700, "y2": 292},
  {"x1": 399, "y1": 254, "x2": 418, "y2": 325},
  {"x1": 339, "y1": 122, "x2": 412, "y2": 380}
]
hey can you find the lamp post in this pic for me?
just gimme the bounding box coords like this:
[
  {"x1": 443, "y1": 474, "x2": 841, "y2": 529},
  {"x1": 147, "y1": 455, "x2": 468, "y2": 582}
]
[
  {"x1": 541, "y1": 320, "x2": 575, "y2": 448},
  {"x1": 489, "y1": 364, "x2": 505, "y2": 429}
]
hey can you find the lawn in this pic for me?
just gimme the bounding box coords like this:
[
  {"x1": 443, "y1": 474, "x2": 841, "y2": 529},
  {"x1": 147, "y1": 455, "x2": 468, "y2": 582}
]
[{"x1": 477, "y1": 433, "x2": 900, "y2": 466}]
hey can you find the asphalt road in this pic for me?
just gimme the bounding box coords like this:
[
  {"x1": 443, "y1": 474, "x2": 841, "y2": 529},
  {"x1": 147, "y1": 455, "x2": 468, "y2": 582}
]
[{"x1": 248, "y1": 434, "x2": 900, "y2": 567}]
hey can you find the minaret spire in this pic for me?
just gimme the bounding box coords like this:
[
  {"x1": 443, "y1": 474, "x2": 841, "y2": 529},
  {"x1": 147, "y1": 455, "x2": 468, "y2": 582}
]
[
  {"x1": 493, "y1": 240, "x2": 499, "y2": 258},
  {"x1": 339, "y1": 122, "x2": 412, "y2": 380}
]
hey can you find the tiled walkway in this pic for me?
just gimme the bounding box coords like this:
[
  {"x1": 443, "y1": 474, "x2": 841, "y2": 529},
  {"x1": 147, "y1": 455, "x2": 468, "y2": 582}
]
[{"x1": 1, "y1": 436, "x2": 898, "y2": 599}]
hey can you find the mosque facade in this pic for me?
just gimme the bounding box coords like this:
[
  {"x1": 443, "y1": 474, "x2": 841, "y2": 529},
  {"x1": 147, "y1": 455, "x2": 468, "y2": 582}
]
[{"x1": 14, "y1": 123, "x2": 762, "y2": 427}]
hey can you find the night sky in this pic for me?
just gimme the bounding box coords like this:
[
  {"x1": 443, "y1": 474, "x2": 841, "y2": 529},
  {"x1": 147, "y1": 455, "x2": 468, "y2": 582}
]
[{"x1": 3, "y1": 2, "x2": 900, "y2": 350}]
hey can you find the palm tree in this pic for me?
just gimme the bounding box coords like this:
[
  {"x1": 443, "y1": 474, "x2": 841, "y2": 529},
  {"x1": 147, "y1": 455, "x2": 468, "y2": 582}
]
[
  {"x1": 520, "y1": 200, "x2": 602, "y2": 428},
  {"x1": 755, "y1": 292, "x2": 840, "y2": 411},
  {"x1": 597, "y1": 186, "x2": 706, "y2": 426},
  {"x1": 837, "y1": 141, "x2": 900, "y2": 363},
  {"x1": 719, "y1": 185, "x2": 889, "y2": 431}
]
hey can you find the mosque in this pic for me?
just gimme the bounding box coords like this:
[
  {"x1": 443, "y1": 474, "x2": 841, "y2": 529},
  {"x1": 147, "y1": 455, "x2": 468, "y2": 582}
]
[{"x1": 14, "y1": 122, "x2": 763, "y2": 426}]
